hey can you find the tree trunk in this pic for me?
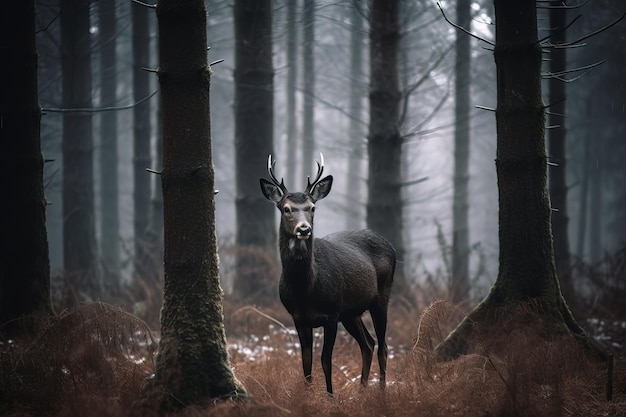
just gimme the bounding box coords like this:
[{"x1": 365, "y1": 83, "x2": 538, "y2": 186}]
[
  {"x1": 588, "y1": 139, "x2": 603, "y2": 263},
  {"x1": 60, "y1": 0, "x2": 100, "y2": 302},
  {"x1": 547, "y1": 3, "x2": 574, "y2": 303},
  {"x1": 435, "y1": 0, "x2": 601, "y2": 361},
  {"x1": 368, "y1": 0, "x2": 405, "y2": 284},
  {"x1": 144, "y1": 0, "x2": 246, "y2": 409},
  {"x1": 345, "y1": 3, "x2": 365, "y2": 231},
  {"x1": 0, "y1": 0, "x2": 52, "y2": 332},
  {"x1": 132, "y1": 0, "x2": 152, "y2": 279},
  {"x1": 99, "y1": 0, "x2": 120, "y2": 291},
  {"x1": 451, "y1": 0, "x2": 471, "y2": 305},
  {"x1": 301, "y1": 0, "x2": 315, "y2": 182},
  {"x1": 233, "y1": 0, "x2": 276, "y2": 300},
  {"x1": 286, "y1": 0, "x2": 298, "y2": 184}
]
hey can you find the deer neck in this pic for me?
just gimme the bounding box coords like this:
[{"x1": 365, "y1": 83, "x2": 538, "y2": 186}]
[{"x1": 279, "y1": 232, "x2": 315, "y2": 285}]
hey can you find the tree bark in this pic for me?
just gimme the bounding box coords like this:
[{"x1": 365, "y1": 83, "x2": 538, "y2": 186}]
[
  {"x1": 99, "y1": 0, "x2": 120, "y2": 291},
  {"x1": 435, "y1": 0, "x2": 601, "y2": 361},
  {"x1": 547, "y1": 2, "x2": 574, "y2": 303},
  {"x1": 60, "y1": 0, "x2": 100, "y2": 302},
  {"x1": 233, "y1": 0, "x2": 276, "y2": 300},
  {"x1": 451, "y1": 0, "x2": 471, "y2": 304},
  {"x1": 368, "y1": 0, "x2": 405, "y2": 284},
  {"x1": 145, "y1": 0, "x2": 246, "y2": 409},
  {"x1": 0, "y1": 0, "x2": 52, "y2": 331},
  {"x1": 132, "y1": 0, "x2": 152, "y2": 279}
]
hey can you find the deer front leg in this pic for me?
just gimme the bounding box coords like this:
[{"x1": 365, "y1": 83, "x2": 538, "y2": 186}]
[
  {"x1": 295, "y1": 321, "x2": 313, "y2": 384},
  {"x1": 321, "y1": 321, "x2": 338, "y2": 395}
]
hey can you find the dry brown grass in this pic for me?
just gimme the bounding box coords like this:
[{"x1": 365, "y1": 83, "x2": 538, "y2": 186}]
[{"x1": 1, "y1": 294, "x2": 624, "y2": 416}]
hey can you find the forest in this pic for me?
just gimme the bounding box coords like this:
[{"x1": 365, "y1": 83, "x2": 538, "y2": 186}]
[{"x1": 1, "y1": 0, "x2": 625, "y2": 416}]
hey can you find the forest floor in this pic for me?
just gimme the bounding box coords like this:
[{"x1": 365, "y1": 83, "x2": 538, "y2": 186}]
[{"x1": 1, "y1": 291, "x2": 625, "y2": 417}]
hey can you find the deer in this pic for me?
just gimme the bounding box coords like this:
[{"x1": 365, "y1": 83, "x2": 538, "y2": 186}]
[{"x1": 260, "y1": 153, "x2": 396, "y2": 395}]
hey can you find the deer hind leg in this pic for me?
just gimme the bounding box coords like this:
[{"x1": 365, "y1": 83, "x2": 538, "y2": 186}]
[
  {"x1": 369, "y1": 302, "x2": 389, "y2": 387},
  {"x1": 342, "y1": 316, "x2": 375, "y2": 386}
]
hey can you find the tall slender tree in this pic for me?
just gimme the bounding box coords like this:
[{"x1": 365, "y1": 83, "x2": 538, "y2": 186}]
[
  {"x1": 233, "y1": 0, "x2": 276, "y2": 299},
  {"x1": 368, "y1": 0, "x2": 405, "y2": 284},
  {"x1": 451, "y1": 0, "x2": 472, "y2": 304},
  {"x1": 547, "y1": 2, "x2": 574, "y2": 302},
  {"x1": 60, "y1": 0, "x2": 100, "y2": 301},
  {"x1": 301, "y1": 0, "x2": 315, "y2": 181},
  {"x1": 132, "y1": 0, "x2": 152, "y2": 278},
  {"x1": 435, "y1": 0, "x2": 601, "y2": 360},
  {"x1": 99, "y1": 0, "x2": 120, "y2": 290},
  {"x1": 144, "y1": 0, "x2": 246, "y2": 409},
  {"x1": 345, "y1": 2, "x2": 366, "y2": 231},
  {"x1": 0, "y1": 0, "x2": 52, "y2": 331},
  {"x1": 286, "y1": 0, "x2": 298, "y2": 184}
]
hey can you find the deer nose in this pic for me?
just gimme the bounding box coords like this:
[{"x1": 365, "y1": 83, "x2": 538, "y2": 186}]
[{"x1": 296, "y1": 225, "x2": 312, "y2": 240}]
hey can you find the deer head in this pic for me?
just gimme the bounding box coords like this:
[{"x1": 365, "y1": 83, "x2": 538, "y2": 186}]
[{"x1": 260, "y1": 154, "x2": 333, "y2": 241}]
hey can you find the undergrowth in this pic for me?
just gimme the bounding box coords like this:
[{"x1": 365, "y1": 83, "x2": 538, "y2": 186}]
[
  {"x1": 0, "y1": 296, "x2": 624, "y2": 417},
  {"x1": 2, "y1": 245, "x2": 626, "y2": 415}
]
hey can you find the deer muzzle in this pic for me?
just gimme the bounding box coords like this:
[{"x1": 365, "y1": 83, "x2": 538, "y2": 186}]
[{"x1": 296, "y1": 225, "x2": 312, "y2": 240}]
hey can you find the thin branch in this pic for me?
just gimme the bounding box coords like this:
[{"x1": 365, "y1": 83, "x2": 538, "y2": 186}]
[
  {"x1": 436, "y1": 2, "x2": 495, "y2": 47},
  {"x1": 542, "y1": 60, "x2": 605, "y2": 82},
  {"x1": 544, "y1": 97, "x2": 566, "y2": 109},
  {"x1": 43, "y1": 90, "x2": 158, "y2": 114},
  {"x1": 399, "y1": 45, "x2": 453, "y2": 127},
  {"x1": 400, "y1": 176, "x2": 429, "y2": 187},
  {"x1": 561, "y1": 9, "x2": 626, "y2": 47},
  {"x1": 142, "y1": 67, "x2": 159, "y2": 73},
  {"x1": 35, "y1": 10, "x2": 60, "y2": 34},
  {"x1": 131, "y1": 0, "x2": 157, "y2": 9},
  {"x1": 209, "y1": 59, "x2": 225, "y2": 66},
  {"x1": 475, "y1": 104, "x2": 496, "y2": 112},
  {"x1": 537, "y1": 14, "x2": 582, "y2": 45},
  {"x1": 146, "y1": 168, "x2": 162, "y2": 175},
  {"x1": 536, "y1": 0, "x2": 590, "y2": 9}
]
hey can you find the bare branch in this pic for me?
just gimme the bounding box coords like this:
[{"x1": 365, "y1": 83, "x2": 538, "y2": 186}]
[
  {"x1": 561, "y1": 9, "x2": 626, "y2": 47},
  {"x1": 537, "y1": 14, "x2": 582, "y2": 45},
  {"x1": 35, "y1": 10, "x2": 60, "y2": 34},
  {"x1": 436, "y1": 2, "x2": 495, "y2": 47},
  {"x1": 399, "y1": 44, "x2": 453, "y2": 127},
  {"x1": 536, "y1": 0, "x2": 590, "y2": 9},
  {"x1": 475, "y1": 104, "x2": 496, "y2": 112},
  {"x1": 131, "y1": 0, "x2": 157, "y2": 9},
  {"x1": 542, "y1": 60, "x2": 605, "y2": 82},
  {"x1": 43, "y1": 90, "x2": 158, "y2": 114}
]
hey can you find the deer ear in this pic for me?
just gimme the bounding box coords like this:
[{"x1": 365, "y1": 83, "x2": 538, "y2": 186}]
[
  {"x1": 309, "y1": 175, "x2": 333, "y2": 202},
  {"x1": 260, "y1": 178, "x2": 283, "y2": 203}
]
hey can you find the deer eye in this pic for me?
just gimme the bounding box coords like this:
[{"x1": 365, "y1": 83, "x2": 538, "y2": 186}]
[
  {"x1": 283, "y1": 206, "x2": 291, "y2": 214},
  {"x1": 311, "y1": 206, "x2": 315, "y2": 213}
]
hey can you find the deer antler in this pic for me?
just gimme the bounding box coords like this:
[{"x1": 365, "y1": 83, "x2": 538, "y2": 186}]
[
  {"x1": 305, "y1": 153, "x2": 325, "y2": 194},
  {"x1": 267, "y1": 154, "x2": 288, "y2": 194}
]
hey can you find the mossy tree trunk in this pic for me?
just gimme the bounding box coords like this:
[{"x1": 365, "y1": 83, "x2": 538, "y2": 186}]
[
  {"x1": 147, "y1": 0, "x2": 246, "y2": 409},
  {"x1": 0, "y1": 0, "x2": 52, "y2": 332},
  {"x1": 435, "y1": 0, "x2": 600, "y2": 360}
]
